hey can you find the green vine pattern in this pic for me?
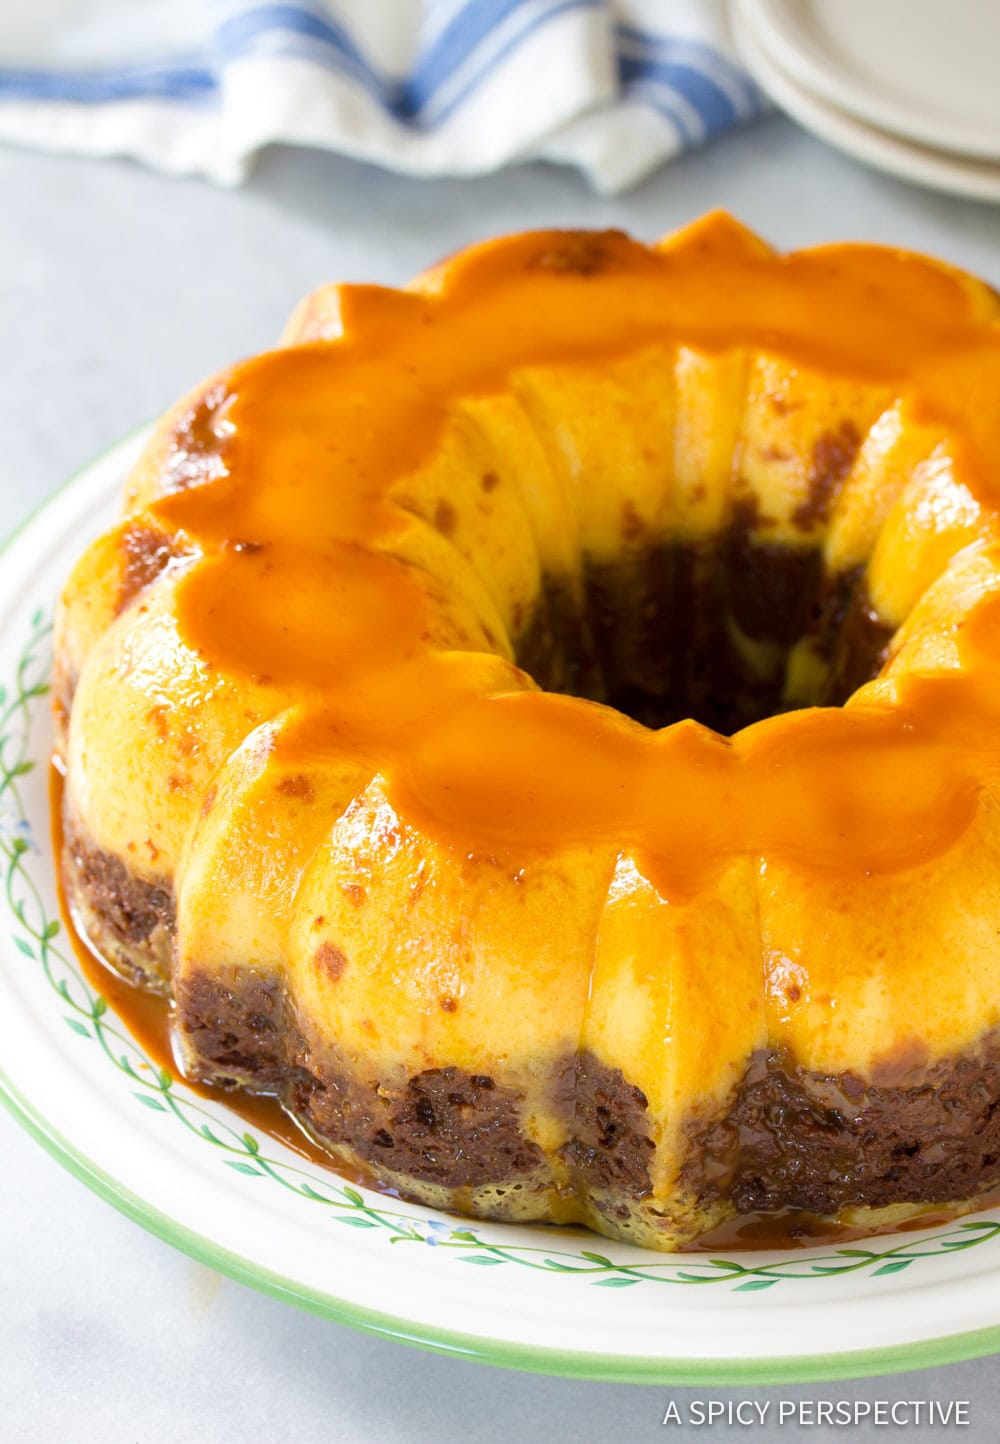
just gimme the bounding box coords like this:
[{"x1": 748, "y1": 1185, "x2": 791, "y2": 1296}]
[{"x1": 5, "y1": 606, "x2": 1000, "y2": 1290}]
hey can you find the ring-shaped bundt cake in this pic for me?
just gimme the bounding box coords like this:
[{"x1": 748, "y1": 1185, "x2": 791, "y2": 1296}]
[{"x1": 55, "y1": 214, "x2": 1000, "y2": 1250}]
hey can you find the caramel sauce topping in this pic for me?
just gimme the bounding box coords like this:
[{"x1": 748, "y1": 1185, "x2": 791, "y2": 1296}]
[{"x1": 142, "y1": 215, "x2": 1000, "y2": 899}]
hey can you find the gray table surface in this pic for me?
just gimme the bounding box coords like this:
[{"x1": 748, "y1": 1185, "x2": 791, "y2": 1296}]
[{"x1": 3, "y1": 116, "x2": 1000, "y2": 1442}]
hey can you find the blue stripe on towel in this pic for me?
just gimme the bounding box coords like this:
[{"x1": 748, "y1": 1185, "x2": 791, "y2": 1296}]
[
  {"x1": 619, "y1": 54, "x2": 738, "y2": 139},
  {"x1": 616, "y1": 24, "x2": 770, "y2": 147},
  {"x1": 0, "y1": 0, "x2": 763, "y2": 162},
  {"x1": 0, "y1": 0, "x2": 563, "y2": 113},
  {"x1": 213, "y1": 0, "x2": 601, "y2": 124},
  {"x1": 421, "y1": 0, "x2": 605, "y2": 127},
  {"x1": 0, "y1": 59, "x2": 217, "y2": 105},
  {"x1": 616, "y1": 24, "x2": 768, "y2": 117}
]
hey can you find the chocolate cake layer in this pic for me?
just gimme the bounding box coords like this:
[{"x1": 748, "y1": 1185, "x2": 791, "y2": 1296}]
[
  {"x1": 60, "y1": 819, "x2": 1000, "y2": 1226},
  {"x1": 527, "y1": 534, "x2": 895, "y2": 733},
  {"x1": 683, "y1": 1044, "x2": 1000, "y2": 1215},
  {"x1": 177, "y1": 969, "x2": 292, "y2": 1089},
  {"x1": 726, "y1": 505, "x2": 825, "y2": 649},
  {"x1": 177, "y1": 969, "x2": 546, "y2": 1190},
  {"x1": 555, "y1": 1051, "x2": 655, "y2": 1198},
  {"x1": 296, "y1": 1058, "x2": 546, "y2": 1188},
  {"x1": 175, "y1": 966, "x2": 1000, "y2": 1219},
  {"x1": 823, "y1": 578, "x2": 895, "y2": 705},
  {"x1": 62, "y1": 818, "x2": 175, "y2": 987}
]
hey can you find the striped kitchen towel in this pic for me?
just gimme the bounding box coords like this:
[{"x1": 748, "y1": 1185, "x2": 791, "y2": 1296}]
[{"x1": 0, "y1": 1, "x2": 767, "y2": 194}]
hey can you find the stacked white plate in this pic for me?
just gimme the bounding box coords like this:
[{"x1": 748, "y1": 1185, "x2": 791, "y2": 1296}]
[{"x1": 730, "y1": 0, "x2": 1000, "y2": 202}]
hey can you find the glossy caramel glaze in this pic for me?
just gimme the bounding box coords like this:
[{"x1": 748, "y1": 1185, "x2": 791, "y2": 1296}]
[
  {"x1": 52, "y1": 215, "x2": 1000, "y2": 1251},
  {"x1": 126, "y1": 214, "x2": 1000, "y2": 900}
]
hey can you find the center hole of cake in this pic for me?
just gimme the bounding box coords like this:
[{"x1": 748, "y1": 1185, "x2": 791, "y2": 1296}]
[{"x1": 517, "y1": 533, "x2": 895, "y2": 735}]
